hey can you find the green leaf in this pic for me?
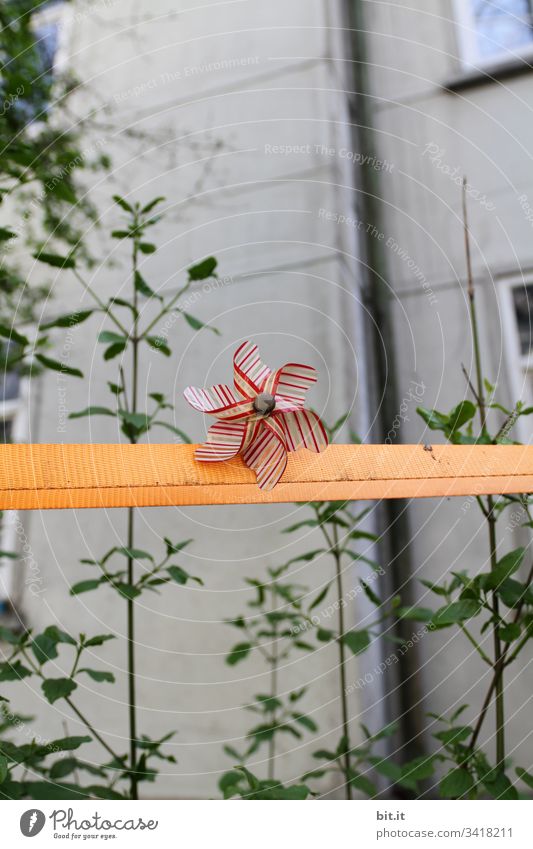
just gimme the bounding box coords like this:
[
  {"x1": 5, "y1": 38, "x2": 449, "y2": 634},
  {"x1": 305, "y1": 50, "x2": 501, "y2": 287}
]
[
  {"x1": 32, "y1": 633, "x2": 59, "y2": 665},
  {"x1": 35, "y1": 354, "x2": 83, "y2": 378},
  {"x1": 139, "y1": 242, "x2": 156, "y2": 254},
  {"x1": 79, "y1": 669, "x2": 115, "y2": 683},
  {"x1": 167, "y1": 565, "x2": 203, "y2": 586},
  {"x1": 398, "y1": 606, "x2": 434, "y2": 622},
  {"x1": 516, "y1": 767, "x2": 533, "y2": 790},
  {"x1": 68, "y1": 406, "x2": 115, "y2": 419},
  {"x1": 292, "y1": 713, "x2": 318, "y2": 732},
  {"x1": 147, "y1": 335, "x2": 171, "y2": 356},
  {"x1": 103, "y1": 342, "x2": 127, "y2": 360},
  {"x1": 440, "y1": 767, "x2": 474, "y2": 798},
  {"x1": 70, "y1": 579, "x2": 103, "y2": 595},
  {"x1": 114, "y1": 547, "x2": 154, "y2": 561},
  {"x1": 0, "y1": 325, "x2": 28, "y2": 346},
  {"x1": 420, "y1": 579, "x2": 448, "y2": 597},
  {"x1": 182, "y1": 312, "x2": 219, "y2": 334},
  {"x1": 21, "y1": 781, "x2": 88, "y2": 800},
  {"x1": 499, "y1": 622, "x2": 521, "y2": 642},
  {"x1": 164, "y1": 538, "x2": 193, "y2": 555},
  {"x1": 0, "y1": 625, "x2": 22, "y2": 643},
  {"x1": 188, "y1": 256, "x2": 217, "y2": 280},
  {"x1": 350, "y1": 772, "x2": 376, "y2": 797},
  {"x1": 430, "y1": 600, "x2": 481, "y2": 628},
  {"x1": 360, "y1": 580, "x2": 381, "y2": 607},
  {"x1": 83, "y1": 634, "x2": 115, "y2": 648},
  {"x1": 219, "y1": 769, "x2": 244, "y2": 796},
  {"x1": 98, "y1": 330, "x2": 126, "y2": 345},
  {"x1": 46, "y1": 627, "x2": 76, "y2": 646},
  {"x1": 49, "y1": 758, "x2": 78, "y2": 780},
  {"x1": 226, "y1": 643, "x2": 252, "y2": 665},
  {"x1": 485, "y1": 548, "x2": 525, "y2": 589},
  {"x1": 448, "y1": 401, "x2": 476, "y2": 432},
  {"x1": 114, "y1": 583, "x2": 142, "y2": 600},
  {"x1": 0, "y1": 661, "x2": 33, "y2": 681},
  {"x1": 417, "y1": 406, "x2": 449, "y2": 432},
  {"x1": 48, "y1": 735, "x2": 92, "y2": 752},
  {"x1": 483, "y1": 770, "x2": 519, "y2": 800},
  {"x1": 400, "y1": 754, "x2": 436, "y2": 782},
  {"x1": 111, "y1": 230, "x2": 131, "y2": 239},
  {"x1": 134, "y1": 271, "x2": 156, "y2": 298},
  {"x1": 141, "y1": 197, "x2": 165, "y2": 214},
  {"x1": 33, "y1": 251, "x2": 76, "y2": 269},
  {"x1": 112, "y1": 194, "x2": 134, "y2": 212},
  {"x1": 0, "y1": 227, "x2": 16, "y2": 241},
  {"x1": 41, "y1": 310, "x2": 93, "y2": 329},
  {"x1": 118, "y1": 411, "x2": 150, "y2": 432},
  {"x1": 316, "y1": 628, "x2": 335, "y2": 642},
  {"x1": 269, "y1": 784, "x2": 311, "y2": 800},
  {"x1": 370, "y1": 758, "x2": 403, "y2": 782},
  {"x1": 0, "y1": 754, "x2": 9, "y2": 784},
  {"x1": 309, "y1": 584, "x2": 330, "y2": 610},
  {"x1": 341, "y1": 630, "x2": 371, "y2": 655},
  {"x1": 89, "y1": 786, "x2": 126, "y2": 800},
  {"x1": 42, "y1": 678, "x2": 77, "y2": 704},
  {"x1": 434, "y1": 726, "x2": 472, "y2": 745},
  {"x1": 498, "y1": 578, "x2": 533, "y2": 608}
]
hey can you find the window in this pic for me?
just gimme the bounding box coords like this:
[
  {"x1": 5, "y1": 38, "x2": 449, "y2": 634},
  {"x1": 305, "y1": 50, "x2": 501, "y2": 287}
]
[
  {"x1": 455, "y1": 0, "x2": 533, "y2": 68},
  {"x1": 499, "y1": 277, "x2": 533, "y2": 443},
  {"x1": 32, "y1": 0, "x2": 70, "y2": 78},
  {"x1": 0, "y1": 372, "x2": 28, "y2": 627}
]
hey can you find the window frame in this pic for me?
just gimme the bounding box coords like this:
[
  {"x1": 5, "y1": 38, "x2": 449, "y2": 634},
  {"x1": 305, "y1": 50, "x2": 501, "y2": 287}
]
[
  {"x1": 0, "y1": 378, "x2": 29, "y2": 611},
  {"x1": 453, "y1": 0, "x2": 533, "y2": 70},
  {"x1": 498, "y1": 275, "x2": 533, "y2": 443}
]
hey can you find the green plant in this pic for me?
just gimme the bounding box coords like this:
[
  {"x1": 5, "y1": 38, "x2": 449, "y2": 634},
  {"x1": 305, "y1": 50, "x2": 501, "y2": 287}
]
[
  {"x1": 283, "y1": 490, "x2": 403, "y2": 799},
  {"x1": 0, "y1": 0, "x2": 103, "y2": 374},
  {"x1": 219, "y1": 766, "x2": 312, "y2": 800},
  {"x1": 398, "y1": 183, "x2": 533, "y2": 798},
  {"x1": 220, "y1": 416, "x2": 406, "y2": 799},
  {"x1": 220, "y1": 560, "x2": 320, "y2": 797},
  {"x1": 0, "y1": 196, "x2": 220, "y2": 799}
]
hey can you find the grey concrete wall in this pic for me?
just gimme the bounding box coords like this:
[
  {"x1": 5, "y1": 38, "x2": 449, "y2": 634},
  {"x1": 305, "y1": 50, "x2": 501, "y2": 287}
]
[
  {"x1": 3, "y1": 0, "x2": 379, "y2": 799},
  {"x1": 363, "y1": 0, "x2": 533, "y2": 769}
]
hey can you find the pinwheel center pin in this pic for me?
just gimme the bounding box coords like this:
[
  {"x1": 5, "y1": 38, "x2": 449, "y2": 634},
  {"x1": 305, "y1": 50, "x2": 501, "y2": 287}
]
[
  {"x1": 184, "y1": 340, "x2": 329, "y2": 490},
  {"x1": 253, "y1": 392, "x2": 276, "y2": 416}
]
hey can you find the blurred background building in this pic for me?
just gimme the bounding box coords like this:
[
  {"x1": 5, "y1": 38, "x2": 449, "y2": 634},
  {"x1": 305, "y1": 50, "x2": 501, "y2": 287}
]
[{"x1": 2, "y1": 0, "x2": 533, "y2": 797}]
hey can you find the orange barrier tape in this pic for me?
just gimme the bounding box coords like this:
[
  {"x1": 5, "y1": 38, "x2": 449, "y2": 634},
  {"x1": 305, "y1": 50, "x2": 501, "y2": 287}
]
[{"x1": 0, "y1": 444, "x2": 532, "y2": 510}]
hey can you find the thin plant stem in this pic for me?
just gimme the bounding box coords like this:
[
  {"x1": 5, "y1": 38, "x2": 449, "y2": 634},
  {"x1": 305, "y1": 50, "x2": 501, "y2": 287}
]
[
  {"x1": 126, "y1": 228, "x2": 140, "y2": 799},
  {"x1": 469, "y1": 558, "x2": 533, "y2": 751},
  {"x1": 463, "y1": 180, "x2": 505, "y2": 768},
  {"x1": 72, "y1": 269, "x2": 128, "y2": 335},
  {"x1": 141, "y1": 279, "x2": 193, "y2": 337},
  {"x1": 65, "y1": 698, "x2": 121, "y2": 765},
  {"x1": 331, "y1": 521, "x2": 352, "y2": 800},
  {"x1": 19, "y1": 648, "x2": 121, "y2": 766},
  {"x1": 267, "y1": 583, "x2": 278, "y2": 783}
]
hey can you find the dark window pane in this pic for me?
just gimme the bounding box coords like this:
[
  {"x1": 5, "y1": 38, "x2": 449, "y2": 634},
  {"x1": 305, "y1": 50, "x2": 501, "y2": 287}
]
[
  {"x1": 0, "y1": 419, "x2": 13, "y2": 444},
  {"x1": 471, "y1": 0, "x2": 533, "y2": 57},
  {"x1": 0, "y1": 371, "x2": 20, "y2": 403},
  {"x1": 512, "y1": 284, "x2": 533, "y2": 355}
]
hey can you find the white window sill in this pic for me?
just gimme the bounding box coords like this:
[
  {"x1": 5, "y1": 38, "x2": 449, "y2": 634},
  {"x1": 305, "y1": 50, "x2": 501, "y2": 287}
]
[{"x1": 444, "y1": 55, "x2": 533, "y2": 91}]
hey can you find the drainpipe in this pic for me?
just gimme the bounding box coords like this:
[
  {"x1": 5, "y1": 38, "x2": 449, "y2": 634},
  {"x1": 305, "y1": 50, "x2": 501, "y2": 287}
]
[{"x1": 341, "y1": 0, "x2": 426, "y2": 783}]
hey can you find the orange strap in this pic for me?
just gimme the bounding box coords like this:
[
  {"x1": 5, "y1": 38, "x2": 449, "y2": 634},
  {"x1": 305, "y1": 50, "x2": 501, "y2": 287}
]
[{"x1": 0, "y1": 444, "x2": 532, "y2": 510}]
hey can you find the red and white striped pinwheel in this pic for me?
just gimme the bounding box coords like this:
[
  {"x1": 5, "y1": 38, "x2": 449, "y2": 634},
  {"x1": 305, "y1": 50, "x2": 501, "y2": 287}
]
[{"x1": 184, "y1": 341, "x2": 328, "y2": 490}]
